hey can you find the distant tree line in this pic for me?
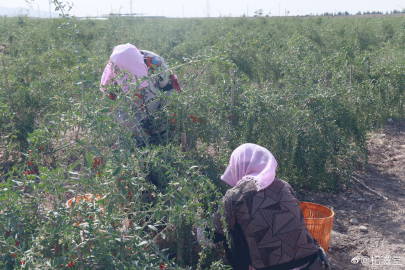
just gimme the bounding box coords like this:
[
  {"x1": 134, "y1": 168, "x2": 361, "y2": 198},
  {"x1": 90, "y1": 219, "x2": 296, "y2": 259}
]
[
  {"x1": 251, "y1": 9, "x2": 405, "y2": 17},
  {"x1": 321, "y1": 9, "x2": 405, "y2": 16}
]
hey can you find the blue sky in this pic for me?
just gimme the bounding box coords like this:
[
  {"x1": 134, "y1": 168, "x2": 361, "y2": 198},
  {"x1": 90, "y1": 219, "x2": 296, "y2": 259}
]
[{"x1": 1, "y1": 0, "x2": 404, "y2": 17}]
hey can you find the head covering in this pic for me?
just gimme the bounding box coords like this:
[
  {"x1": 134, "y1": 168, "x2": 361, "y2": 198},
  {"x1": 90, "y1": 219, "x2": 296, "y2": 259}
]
[
  {"x1": 100, "y1": 43, "x2": 149, "y2": 91},
  {"x1": 221, "y1": 143, "x2": 278, "y2": 190}
]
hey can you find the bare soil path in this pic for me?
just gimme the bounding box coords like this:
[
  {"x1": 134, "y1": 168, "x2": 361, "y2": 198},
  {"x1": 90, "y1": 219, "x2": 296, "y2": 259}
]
[{"x1": 300, "y1": 120, "x2": 405, "y2": 270}]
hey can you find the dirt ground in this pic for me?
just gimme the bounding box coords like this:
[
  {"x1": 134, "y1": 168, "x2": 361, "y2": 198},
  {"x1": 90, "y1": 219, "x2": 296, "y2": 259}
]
[{"x1": 300, "y1": 120, "x2": 405, "y2": 269}]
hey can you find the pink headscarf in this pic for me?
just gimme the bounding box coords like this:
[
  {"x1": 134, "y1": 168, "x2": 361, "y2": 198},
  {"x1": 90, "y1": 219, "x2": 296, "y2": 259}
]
[
  {"x1": 221, "y1": 143, "x2": 278, "y2": 190},
  {"x1": 100, "y1": 43, "x2": 149, "y2": 92}
]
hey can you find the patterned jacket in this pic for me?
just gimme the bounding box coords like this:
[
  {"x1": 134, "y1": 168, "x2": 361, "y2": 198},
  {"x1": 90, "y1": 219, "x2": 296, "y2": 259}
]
[{"x1": 216, "y1": 177, "x2": 323, "y2": 270}]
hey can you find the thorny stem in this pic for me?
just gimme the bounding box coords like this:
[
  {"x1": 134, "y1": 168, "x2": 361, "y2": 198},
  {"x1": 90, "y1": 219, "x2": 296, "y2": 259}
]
[
  {"x1": 49, "y1": 0, "x2": 73, "y2": 17},
  {"x1": 0, "y1": 54, "x2": 10, "y2": 92}
]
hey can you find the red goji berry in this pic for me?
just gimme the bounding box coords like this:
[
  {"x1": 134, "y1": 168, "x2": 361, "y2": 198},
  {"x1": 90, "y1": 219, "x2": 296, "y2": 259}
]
[
  {"x1": 23, "y1": 170, "x2": 36, "y2": 175},
  {"x1": 188, "y1": 114, "x2": 202, "y2": 123},
  {"x1": 134, "y1": 93, "x2": 143, "y2": 99},
  {"x1": 15, "y1": 241, "x2": 20, "y2": 247},
  {"x1": 19, "y1": 260, "x2": 25, "y2": 265},
  {"x1": 67, "y1": 261, "x2": 75, "y2": 267},
  {"x1": 108, "y1": 92, "x2": 117, "y2": 100},
  {"x1": 27, "y1": 161, "x2": 33, "y2": 166},
  {"x1": 92, "y1": 157, "x2": 103, "y2": 168},
  {"x1": 159, "y1": 263, "x2": 167, "y2": 269}
]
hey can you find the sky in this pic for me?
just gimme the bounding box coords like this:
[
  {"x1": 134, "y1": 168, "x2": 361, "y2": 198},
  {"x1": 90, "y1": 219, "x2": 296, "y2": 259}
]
[{"x1": 1, "y1": 0, "x2": 404, "y2": 17}]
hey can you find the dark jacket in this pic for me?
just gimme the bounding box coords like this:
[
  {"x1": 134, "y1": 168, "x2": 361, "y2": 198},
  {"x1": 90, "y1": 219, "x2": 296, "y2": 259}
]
[{"x1": 216, "y1": 177, "x2": 323, "y2": 270}]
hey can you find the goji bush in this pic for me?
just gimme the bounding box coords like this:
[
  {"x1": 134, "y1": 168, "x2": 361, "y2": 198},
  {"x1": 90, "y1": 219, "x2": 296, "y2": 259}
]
[{"x1": 0, "y1": 13, "x2": 404, "y2": 269}]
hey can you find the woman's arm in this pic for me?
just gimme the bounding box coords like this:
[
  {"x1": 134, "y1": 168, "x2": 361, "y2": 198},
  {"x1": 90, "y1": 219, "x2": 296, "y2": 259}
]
[
  {"x1": 100, "y1": 61, "x2": 115, "y2": 92},
  {"x1": 214, "y1": 191, "x2": 236, "y2": 237}
]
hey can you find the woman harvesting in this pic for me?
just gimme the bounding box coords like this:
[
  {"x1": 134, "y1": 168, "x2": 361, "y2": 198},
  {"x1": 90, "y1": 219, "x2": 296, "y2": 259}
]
[
  {"x1": 215, "y1": 143, "x2": 329, "y2": 270},
  {"x1": 100, "y1": 43, "x2": 180, "y2": 145}
]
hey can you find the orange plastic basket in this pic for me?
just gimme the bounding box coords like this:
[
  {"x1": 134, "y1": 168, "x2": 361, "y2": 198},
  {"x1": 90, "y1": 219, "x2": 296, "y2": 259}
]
[{"x1": 299, "y1": 202, "x2": 334, "y2": 252}]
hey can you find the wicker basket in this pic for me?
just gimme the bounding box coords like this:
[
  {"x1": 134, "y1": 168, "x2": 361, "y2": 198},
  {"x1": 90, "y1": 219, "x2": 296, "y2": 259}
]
[{"x1": 300, "y1": 202, "x2": 334, "y2": 252}]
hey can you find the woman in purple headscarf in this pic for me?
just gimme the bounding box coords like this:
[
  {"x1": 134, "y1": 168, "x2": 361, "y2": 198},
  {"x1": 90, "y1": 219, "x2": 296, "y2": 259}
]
[
  {"x1": 100, "y1": 43, "x2": 181, "y2": 145},
  {"x1": 214, "y1": 143, "x2": 329, "y2": 270}
]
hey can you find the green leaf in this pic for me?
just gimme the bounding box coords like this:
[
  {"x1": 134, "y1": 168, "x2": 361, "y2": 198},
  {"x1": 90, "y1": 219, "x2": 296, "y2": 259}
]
[
  {"x1": 112, "y1": 166, "x2": 122, "y2": 176},
  {"x1": 137, "y1": 240, "x2": 149, "y2": 246},
  {"x1": 147, "y1": 225, "x2": 158, "y2": 232}
]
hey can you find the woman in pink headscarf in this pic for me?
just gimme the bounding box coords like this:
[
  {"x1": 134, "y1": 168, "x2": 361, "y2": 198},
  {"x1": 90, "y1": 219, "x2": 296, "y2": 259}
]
[
  {"x1": 214, "y1": 143, "x2": 329, "y2": 270},
  {"x1": 100, "y1": 43, "x2": 181, "y2": 145}
]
